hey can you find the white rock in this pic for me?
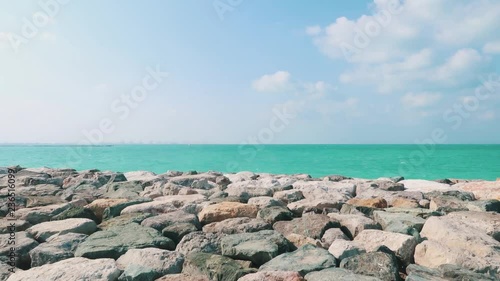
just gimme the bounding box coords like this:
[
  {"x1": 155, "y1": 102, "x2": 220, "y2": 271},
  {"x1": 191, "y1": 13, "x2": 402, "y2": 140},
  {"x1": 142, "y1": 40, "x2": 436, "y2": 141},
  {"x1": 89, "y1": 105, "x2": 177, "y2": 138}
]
[{"x1": 328, "y1": 239, "x2": 366, "y2": 260}]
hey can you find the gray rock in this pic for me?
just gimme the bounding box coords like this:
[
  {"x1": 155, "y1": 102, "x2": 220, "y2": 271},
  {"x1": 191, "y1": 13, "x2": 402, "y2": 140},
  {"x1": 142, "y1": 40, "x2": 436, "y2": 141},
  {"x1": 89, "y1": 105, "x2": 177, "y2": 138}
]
[
  {"x1": 0, "y1": 232, "x2": 39, "y2": 269},
  {"x1": 406, "y1": 264, "x2": 497, "y2": 281},
  {"x1": 176, "y1": 231, "x2": 224, "y2": 255},
  {"x1": 162, "y1": 223, "x2": 198, "y2": 243},
  {"x1": 257, "y1": 206, "x2": 294, "y2": 224},
  {"x1": 103, "y1": 181, "x2": 144, "y2": 199},
  {"x1": 305, "y1": 268, "x2": 382, "y2": 281},
  {"x1": 102, "y1": 199, "x2": 152, "y2": 220},
  {"x1": 259, "y1": 244, "x2": 336, "y2": 276},
  {"x1": 202, "y1": 217, "x2": 271, "y2": 234},
  {"x1": 220, "y1": 230, "x2": 293, "y2": 266},
  {"x1": 141, "y1": 210, "x2": 200, "y2": 231},
  {"x1": 328, "y1": 213, "x2": 381, "y2": 239},
  {"x1": 98, "y1": 213, "x2": 153, "y2": 230},
  {"x1": 340, "y1": 252, "x2": 400, "y2": 281},
  {"x1": 26, "y1": 218, "x2": 97, "y2": 242},
  {"x1": 373, "y1": 211, "x2": 426, "y2": 234},
  {"x1": 273, "y1": 214, "x2": 339, "y2": 239},
  {"x1": 328, "y1": 239, "x2": 366, "y2": 261},
  {"x1": 29, "y1": 233, "x2": 87, "y2": 267},
  {"x1": 116, "y1": 248, "x2": 184, "y2": 281},
  {"x1": 0, "y1": 220, "x2": 31, "y2": 234},
  {"x1": 320, "y1": 228, "x2": 349, "y2": 248},
  {"x1": 75, "y1": 223, "x2": 175, "y2": 259},
  {"x1": 183, "y1": 252, "x2": 253, "y2": 281}
]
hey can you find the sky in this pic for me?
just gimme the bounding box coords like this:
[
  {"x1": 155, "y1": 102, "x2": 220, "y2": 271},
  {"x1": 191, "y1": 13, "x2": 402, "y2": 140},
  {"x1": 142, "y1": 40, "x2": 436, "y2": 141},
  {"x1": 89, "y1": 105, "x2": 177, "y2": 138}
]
[{"x1": 0, "y1": 0, "x2": 500, "y2": 144}]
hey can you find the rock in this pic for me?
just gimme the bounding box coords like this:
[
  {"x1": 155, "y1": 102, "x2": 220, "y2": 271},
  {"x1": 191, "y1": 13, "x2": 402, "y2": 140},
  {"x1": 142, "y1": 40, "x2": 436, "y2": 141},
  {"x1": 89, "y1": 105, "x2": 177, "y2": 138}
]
[
  {"x1": 84, "y1": 198, "x2": 129, "y2": 220},
  {"x1": 102, "y1": 181, "x2": 144, "y2": 199},
  {"x1": 339, "y1": 252, "x2": 399, "y2": 281},
  {"x1": 123, "y1": 171, "x2": 159, "y2": 182},
  {"x1": 155, "y1": 274, "x2": 209, "y2": 281},
  {"x1": 15, "y1": 203, "x2": 72, "y2": 224},
  {"x1": 26, "y1": 218, "x2": 97, "y2": 242},
  {"x1": 286, "y1": 233, "x2": 322, "y2": 248},
  {"x1": 323, "y1": 175, "x2": 352, "y2": 182},
  {"x1": 198, "y1": 202, "x2": 258, "y2": 224},
  {"x1": 5, "y1": 257, "x2": 121, "y2": 281},
  {"x1": 454, "y1": 181, "x2": 500, "y2": 200},
  {"x1": 328, "y1": 239, "x2": 366, "y2": 261},
  {"x1": 0, "y1": 232, "x2": 38, "y2": 269},
  {"x1": 320, "y1": 228, "x2": 349, "y2": 248},
  {"x1": 354, "y1": 230, "x2": 418, "y2": 265},
  {"x1": 221, "y1": 230, "x2": 293, "y2": 266},
  {"x1": 162, "y1": 223, "x2": 198, "y2": 243},
  {"x1": 346, "y1": 198, "x2": 387, "y2": 208},
  {"x1": 400, "y1": 180, "x2": 454, "y2": 193},
  {"x1": 390, "y1": 198, "x2": 420, "y2": 208},
  {"x1": 29, "y1": 233, "x2": 87, "y2": 267},
  {"x1": 120, "y1": 194, "x2": 206, "y2": 215},
  {"x1": 238, "y1": 271, "x2": 305, "y2": 281},
  {"x1": 247, "y1": 196, "x2": 286, "y2": 209},
  {"x1": 141, "y1": 210, "x2": 201, "y2": 231},
  {"x1": 259, "y1": 244, "x2": 336, "y2": 276},
  {"x1": 0, "y1": 261, "x2": 17, "y2": 281},
  {"x1": 0, "y1": 220, "x2": 31, "y2": 234},
  {"x1": 291, "y1": 181, "x2": 355, "y2": 204},
  {"x1": 50, "y1": 205, "x2": 99, "y2": 223},
  {"x1": 183, "y1": 252, "x2": 253, "y2": 281},
  {"x1": 273, "y1": 190, "x2": 305, "y2": 204},
  {"x1": 287, "y1": 199, "x2": 341, "y2": 215},
  {"x1": 373, "y1": 211, "x2": 426, "y2": 234},
  {"x1": 25, "y1": 196, "x2": 65, "y2": 208},
  {"x1": 273, "y1": 214, "x2": 339, "y2": 239},
  {"x1": 115, "y1": 248, "x2": 184, "y2": 280},
  {"x1": 465, "y1": 200, "x2": 500, "y2": 213},
  {"x1": 340, "y1": 204, "x2": 377, "y2": 217},
  {"x1": 328, "y1": 213, "x2": 381, "y2": 239},
  {"x1": 168, "y1": 173, "x2": 218, "y2": 187},
  {"x1": 203, "y1": 218, "x2": 271, "y2": 234},
  {"x1": 257, "y1": 206, "x2": 294, "y2": 224},
  {"x1": 176, "y1": 231, "x2": 224, "y2": 255},
  {"x1": 414, "y1": 212, "x2": 500, "y2": 275},
  {"x1": 98, "y1": 213, "x2": 153, "y2": 229},
  {"x1": 305, "y1": 268, "x2": 383, "y2": 281},
  {"x1": 102, "y1": 199, "x2": 151, "y2": 220},
  {"x1": 75, "y1": 223, "x2": 175, "y2": 259},
  {"x1": 406, "y1": 264, "x2": 497, "y2": 281}
]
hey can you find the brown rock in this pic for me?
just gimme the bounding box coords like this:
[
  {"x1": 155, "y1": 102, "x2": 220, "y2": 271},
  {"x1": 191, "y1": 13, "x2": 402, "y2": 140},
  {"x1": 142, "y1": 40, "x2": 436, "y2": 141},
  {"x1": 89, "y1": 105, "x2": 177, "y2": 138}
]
[
  {"x1": 273, "y1": 214, "x2": 339, "y2": 239},
  {"x1": 391, "y1": 197, "x2": 420, "y2": 208},
  {"x1": 347, "y1": 198, "x2": 387, "y2": 208},
  {"x1": 454, "y1": 181, "x2": 500, "y2": 200},
  {"x1": 84, "y1": 199, "x2": 129, "y2": 220},
  {"x1": 198, "y1": 202, "x2": 258, "y2": 224},
  {"x1": 286, "y1": 233, "x2": 322, "y2": 248}
]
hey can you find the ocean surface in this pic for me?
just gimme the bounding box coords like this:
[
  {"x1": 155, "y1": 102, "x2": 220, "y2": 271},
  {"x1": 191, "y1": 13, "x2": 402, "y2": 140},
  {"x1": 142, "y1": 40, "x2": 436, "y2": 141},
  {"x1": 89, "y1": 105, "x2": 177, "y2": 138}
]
[{"x1": 0, "y1": 145, "x2": 499, "y2": 180}]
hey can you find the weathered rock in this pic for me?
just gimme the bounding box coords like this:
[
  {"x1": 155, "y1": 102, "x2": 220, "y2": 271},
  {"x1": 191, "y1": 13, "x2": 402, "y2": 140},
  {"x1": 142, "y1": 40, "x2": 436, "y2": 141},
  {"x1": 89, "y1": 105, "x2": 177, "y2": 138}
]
[
  {"x1": 102, "y1": 181, "x2": 145, "y2": 199},
  {"x1": 115, "y1": 248, "x2": 184, "y2": 280},
  {"x1": 123, "y1": 171, "x2": 159, "y2": 182},
  {"x1": 347, "y1": 198, "x2": 387, "y2": 208},
  {"x1": 141, "y1": 210, "x2": 201, "y2": 231},
  {"x1": 0, "y1": 261, "x2": 17, "y2": 281},
  {"x1": 203, "y1": 217, "x2": 271, "y2": 234},
  {"x1": 84, "y1": 199, "x2": 129, "y2": 220},
  {"x1": 27, "y1": 218, "x2": 97, "y2": 242},
  {"x1": 6, "y1": 257, "x2": 121, "y2": 281},
  {"x1": 328, "y1": 239, "x2": 366, "y2": 261},
  {"x1": 259, "y1": 244, "x2": 336, "y2": 276},
  {"x1": 176, "y1": 231, "x2": 224, "y2": 255},
  {"x1": 400, "y1": 180, "x2": 454, "y2": 193},
  {"x1": 320, "y1": 228, "x2": 349, "y2": 248},
  {"x1": 339, "y1": 204, "x2": 377, "y2": 217},
  {"x1": 406, "y1": 264, "x2": 497, "y2": 281},
  {"x1": 162, "y1": 223, "x2": 198, "y2": 243},
  {"x1": 354, "y1": 230, "x2": 417, "y2": 265},
  {"x1": 15, "y1": 203, "x2": 73, "y2": 224},
  {"x1": 287, "y1": 199, "x2": 341, "y2": 215},
  {"x1": 183, "y1": 252, "x2": 253, "y2": 281},
  {"x1": 285, "y1": 233, "x2": 322, "y2": 248},
  {"x1": 198, "y1": 202, "x2": 258, "y2": 224},
  {"x1": 390, "y1": 197, "x2": 420, "y2": 208},
  {"x1": 273, "y1": 190, "x2": 305, "y2": 204},
  {"x1": 29, "y1": 233, "x2": 87, "y2": 267},
  {"x1": 339, "y1": 252, "x2": 399, "y2": 281},
  {"x1": 454, "y1": 181, "x2": 500, "y2": 200},
  {"x1": 221, "y1": 230, "x2": 293, "y2": 266},
  {"x1": 328, "y1": 213, "x2": 380, "y2": 239},
  {"x1": 323, "y1": 175, "x2": 352, "y2": 182},
  {"x1": 414, "y1": 212, "x2": 500, "y2": 275},
  {"x1": 238, "y1": 271, "x2": 305, "y2": 281},
  {"x1": 50, "y1": 205, "x2": 99, "y2": 223},
  {"x1": 373, "y1": 211, "x2": 426, "y2": 234},
  {"x1": 155, "y1": 274, "x2": 209, "y2": 281},
  {"x1": 75, "y1": 223, "x2": 175, "y2": 259},
  {"x1": 98, "y1": 213, "x2": 153, "y2": 229},
  {"x1": 0, "y1": 220, "x2": 31, "y2": 234},
  {"x1": 257, "y1": 206, "x2": 294, "y2": 224},
  {"x1": 247, "y1": 196, "x2": 286, "y2": 209},
  {"x1": 0, "y1": 232, "x2": 38, "y2": 269},
  {"x1": 273, "y1": 214, "x2": 339, "y2": 239},
  {"x1": 305, "y1": 268, "x2": 383, "y2": 281},
  {"x1": 25, "y1": 196, "x2": 65, "y2": 208},
  {"x1": 120, "y1": 194, "x2": 206, "y2": 215}
]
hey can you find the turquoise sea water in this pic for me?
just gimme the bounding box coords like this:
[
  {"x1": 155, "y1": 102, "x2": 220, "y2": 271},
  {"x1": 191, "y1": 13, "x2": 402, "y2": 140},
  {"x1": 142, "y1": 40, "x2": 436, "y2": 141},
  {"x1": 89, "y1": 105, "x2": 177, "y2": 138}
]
[{"x1": 0, "y1": 145, "x2": 499, "y2": 180}]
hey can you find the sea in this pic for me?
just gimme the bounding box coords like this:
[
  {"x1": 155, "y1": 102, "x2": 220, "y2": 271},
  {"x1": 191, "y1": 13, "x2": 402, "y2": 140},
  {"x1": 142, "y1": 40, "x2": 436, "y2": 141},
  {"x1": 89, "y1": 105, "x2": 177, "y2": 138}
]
[{"x1": 0, "y1": 144, "x2": 499, "y2": 180}]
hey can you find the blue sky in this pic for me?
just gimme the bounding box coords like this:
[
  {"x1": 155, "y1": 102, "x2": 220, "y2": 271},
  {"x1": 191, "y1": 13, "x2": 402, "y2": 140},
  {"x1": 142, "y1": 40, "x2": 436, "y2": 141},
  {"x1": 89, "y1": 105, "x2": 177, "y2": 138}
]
[{"x1": 0, "y1": 0, "x2": 499, "y2": 144}]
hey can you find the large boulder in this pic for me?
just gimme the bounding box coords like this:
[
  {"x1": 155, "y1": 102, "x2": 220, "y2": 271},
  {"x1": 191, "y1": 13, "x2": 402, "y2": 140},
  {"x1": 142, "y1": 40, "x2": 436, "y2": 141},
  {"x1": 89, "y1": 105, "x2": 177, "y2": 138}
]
[
  {"x1": 238, "y1": 271, "x2": 304, "y2": 281},
  {"x1": 406, "y1": 264, "x2": 497, "y2": 281},
  {"x1": 120, "y1": 194, "x2": 206, "y2": 215},
  {"x1": 220, "y1": 230, "x2": 292, "y2": 266},
  {"x1": 273, "y1": 214, "x2": 339, "y2": 239},
  {"x1": 141, "y1": 210, "x2": 201, "y2": 231},
  {"x1": 75, "y1": 223, "x2": 175, "y2": 259},
  {"x1": 115, "y1": 248, "x2": 184, "y2": 281},
  {"x1": 26, "y1": 218, "x2": 97, "y2": 242},
  {"x1": 203, "y1": 217, "x2": 271, "y2": 234},
  {"x1": 5, "y1": 257, "x2": 121, "y2": 281},
  {"x1": 14, "y1": 203, "x2": 73, "y2": 224},
  {"x1": 98, "y1": 213, "x2": 153, "y2": 229},
  {"x1": 354, "y1": 230, "x2": 418, "y2": 265},
  {"x1": 198, "y1": 202, "x2": 258, "y2": 224},
  {"x1": 84, "y1": 198, "x2": 129, "y2": 220},
  {"x1": 257, "y1": 206, "x2": 294, "y2": 224},
  {"x1": 400, "y1": 180, "x2": 454, "y2": 193},
  {"x1": 305, "y1": 268, "x2": 383, "y2": 281},
  {"x1": 176, "y1": 231, "x2": 224, "y2": 255},
  {"x1": 454, "y1": 181, "x2": 500, "y2": 200},
  {"x1": 328, "y1": 239, "x2": 366, "y2": 261},
  {"x1": 339, "y1": 252, "x2": 400, "y2": 281},
  {"x1": 372, "y1": 211, "x2": 426, "y2": 235},
  {"x1": 259, "y1": 244, "x2": 336, "y2": 276},
  {"x1": 414, "y1": 212, "x2": 500, "y2": 276},
  {"x1": 29, "y1": 233, "x2": 87, "y2": 267},
  {"x1": 0, "y1": 232, "x2": 38, "y2": 269},
  {"x1": 183, "y1": 252, "x2": 253, "y2": 281},
  {"x1": 328, "y1": 213, "x2": 380, "y2": 239}
]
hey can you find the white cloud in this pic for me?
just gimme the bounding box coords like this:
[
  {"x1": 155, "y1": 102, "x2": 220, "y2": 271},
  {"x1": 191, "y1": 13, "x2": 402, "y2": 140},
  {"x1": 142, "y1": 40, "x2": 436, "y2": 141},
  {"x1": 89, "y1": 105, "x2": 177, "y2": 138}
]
[
  {"x1": 401, "y1": 92, "x2": 442, "y2": 108},
  {"x1": 433, "y1": 48, "x2": 483, "y2": 82},
  {"x1": 252, "y1": 71, "x2": 291, "y2": 93},
  {"x1": 483, "y1": 41, "x2": 500, "y2": 54}
]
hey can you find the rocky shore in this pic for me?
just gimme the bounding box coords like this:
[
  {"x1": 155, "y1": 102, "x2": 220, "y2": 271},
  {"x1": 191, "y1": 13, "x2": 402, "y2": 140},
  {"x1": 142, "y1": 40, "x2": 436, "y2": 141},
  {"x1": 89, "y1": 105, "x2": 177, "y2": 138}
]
[{"x1": 1, "y1": 166, "x2": 499, "y2": 281}]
